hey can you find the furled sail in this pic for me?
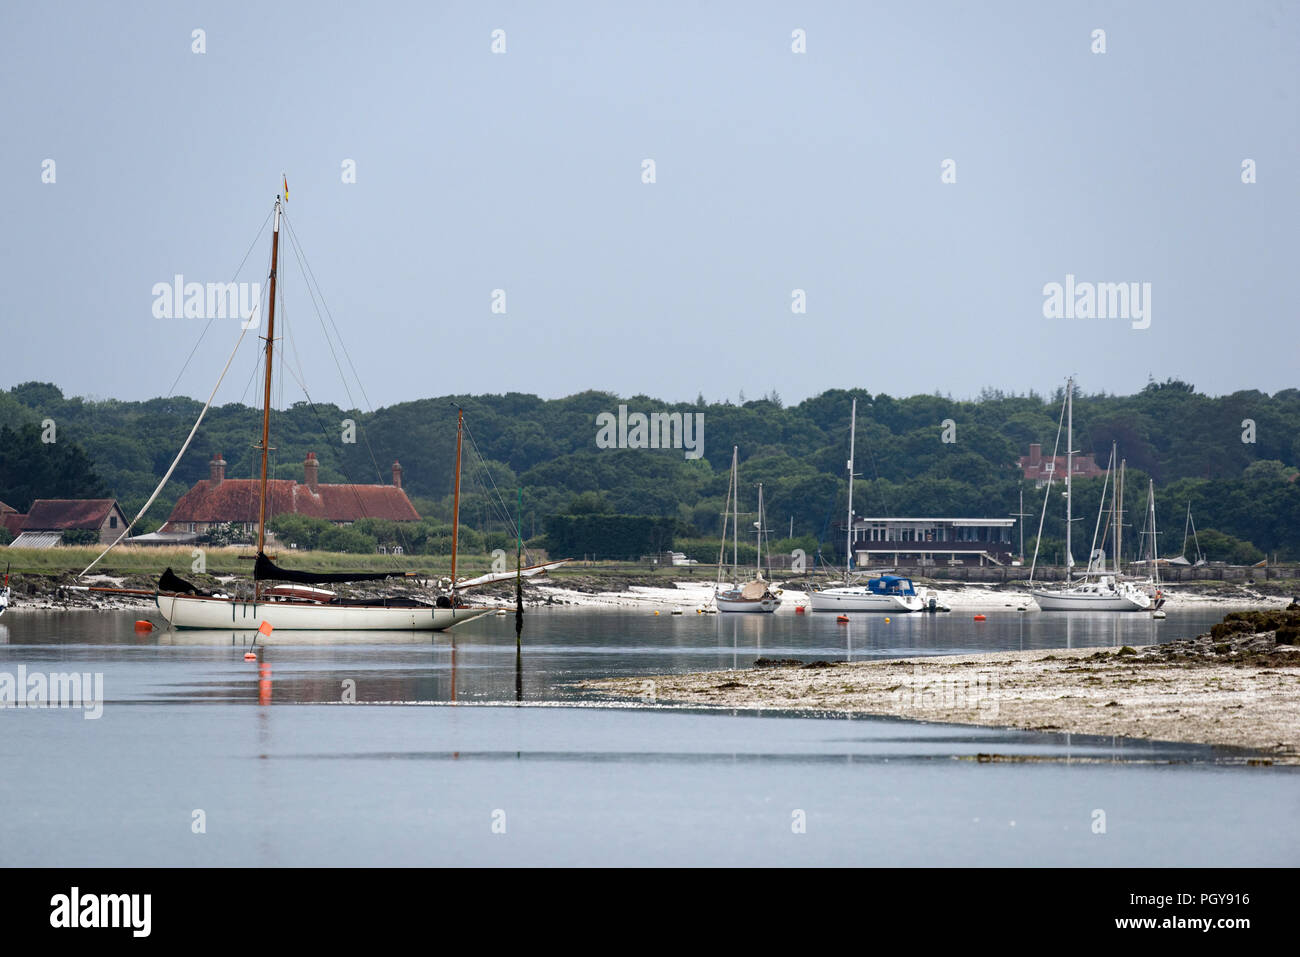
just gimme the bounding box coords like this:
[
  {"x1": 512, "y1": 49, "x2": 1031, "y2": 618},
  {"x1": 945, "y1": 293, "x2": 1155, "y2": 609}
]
[
  {"x1": 159, "y1": 567, "x2": 209, "y2": 595},
  {"x1": 254, "y1": 552, "x2": 409, "y2": 585}
]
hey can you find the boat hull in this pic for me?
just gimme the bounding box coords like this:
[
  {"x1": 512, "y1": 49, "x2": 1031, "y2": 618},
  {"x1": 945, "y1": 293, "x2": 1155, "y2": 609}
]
[
  {"x1": 808, "y1": 589, "x2": 923, "y2": 613},
  {"x1": 715, "y1": 593, "x2": 780, "y2": 614},
  {"x1": 155, "y1": 593, "x2": 492, "y2": 631},
  {"x1": 1030, "y1": 590, "x2": 1149, "y2": 612}
]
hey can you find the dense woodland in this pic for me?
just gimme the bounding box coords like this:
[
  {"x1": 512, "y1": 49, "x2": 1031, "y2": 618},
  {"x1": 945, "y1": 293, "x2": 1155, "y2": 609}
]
[{"x1": 1, "y1": 378, "x2": 1297, "y2": 564}]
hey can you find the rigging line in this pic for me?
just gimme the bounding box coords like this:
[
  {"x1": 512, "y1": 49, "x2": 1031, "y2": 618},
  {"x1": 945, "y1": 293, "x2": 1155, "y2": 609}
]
[
  {"x1": 282, "y1": 212, "x2": 379, "y2": 414},
  {"x1": 275, "y1": 237, "x2": 414, "y2": 565},
  {"x1": 163, "y1": 208, "x2": 273, "y2": 400},
  {"x1": 461, "y1": 419, "x2": 523, "y2": 542},
  {"x1": 278, "y1": 342, "x2": 414, "y2": 562},
  {"x1": 462, "y1": 449, "x2": 529, "y2": 562},
  {"x1": 279, "y1": 222, "x2": 394, "y2": 499},
  {"x1": 78, "y1": 320, "x2": 256, "y2": 579},
  {"x1": 277, "y1": 316, "x2": 415, "y2": 564},
  {"x1": 1026, "y1": 387, "x2": 1068, "y2": 585}
]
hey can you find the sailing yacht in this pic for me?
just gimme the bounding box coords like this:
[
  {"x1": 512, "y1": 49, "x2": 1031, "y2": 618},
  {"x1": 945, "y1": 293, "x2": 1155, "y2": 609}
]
[
  {"x1": 808, "y1": 397, "x2": 927, "y2": 613},
  {"x1": 76, "y1": 193, "x2": 568, "y2": 630},
  {"x1": 1029, "y1": 381, "x2": 1152, "y2": 612},
  {"x1": 714, "y1": 448, "x2": 781, "y2": 613}
]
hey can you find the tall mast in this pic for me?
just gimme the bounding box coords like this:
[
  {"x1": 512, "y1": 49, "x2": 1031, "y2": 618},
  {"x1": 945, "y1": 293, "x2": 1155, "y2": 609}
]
[
  {"x1": 1149, "y1": 478, "x2": 1160, "y2": 586},
  {"x1": 1064, "y1": 377, "x2": 1073, "y2": 579},
  {"x1": 1117, "y1": 457, "x2": 1126, "y2": 573},
  {"x1": 756, "y1": 482, "x2": 764, "y2": 578},
  {"x1": 731, "y1": 446, "x2": 739, "y2": 580},
  {"x1": 255, "y1": 198, "x2": 282, "y2": 561},
  {"x1": 845, "y1": 397, "x2": 856, "y2": 580},
  {"x1": 1111, "y1": 441, "x2": 1119, "y2": 575},
  {"x1": 451, "y1": 406, "x2": 464, "y2": 589}
]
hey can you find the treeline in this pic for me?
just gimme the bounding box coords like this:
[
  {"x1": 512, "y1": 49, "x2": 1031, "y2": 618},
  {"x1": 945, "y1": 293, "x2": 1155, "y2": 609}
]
[{"x1": 2, "y1": 378, "x2": 1298, "y2": 561}]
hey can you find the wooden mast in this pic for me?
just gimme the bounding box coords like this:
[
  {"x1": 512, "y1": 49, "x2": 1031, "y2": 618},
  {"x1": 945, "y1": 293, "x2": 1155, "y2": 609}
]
[
  {"x1": 255, "y1": 198, "x2": 282, "y2": 576},
  {"x1": 450, "y1": 406, "x2": 464, "y2": 594}
]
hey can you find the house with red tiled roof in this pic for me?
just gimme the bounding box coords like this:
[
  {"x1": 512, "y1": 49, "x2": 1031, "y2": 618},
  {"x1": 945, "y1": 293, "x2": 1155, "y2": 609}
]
[
  {"x1": 159, "y1": 452, "x2": 419, "y2": 536},
  {"x1": 1017, "y1": 443, "x2": 1104, "y2": 487},
  {"x1": 0, "y1": 500, "x2": 26, "y2": 539},
  {"x1": 8, "y1": 498, "x2": 129, "y2": 548}
]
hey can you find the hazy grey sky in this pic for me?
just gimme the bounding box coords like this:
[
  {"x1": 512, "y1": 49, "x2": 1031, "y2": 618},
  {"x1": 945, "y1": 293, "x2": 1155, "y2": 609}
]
[{"x1": 2, "y1": 1, "x2": 1295, "y2": 409}]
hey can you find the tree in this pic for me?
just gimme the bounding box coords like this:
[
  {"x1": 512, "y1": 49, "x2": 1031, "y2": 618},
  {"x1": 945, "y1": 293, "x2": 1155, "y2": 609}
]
[
  {"x1": 0, "y1": 424, "x2": 107, "y2": 510},
  {"x1": 1196, "y1": 529, "x2": 1264, "y2": 566}
]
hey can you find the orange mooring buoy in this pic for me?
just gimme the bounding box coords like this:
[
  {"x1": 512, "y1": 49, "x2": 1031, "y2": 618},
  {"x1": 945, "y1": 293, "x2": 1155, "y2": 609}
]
[
  {"x1": 836, "y1": 614, "x2": 849, "y2": 623},
  {"x1": 974, "y1": 614, "x2": 987, "y2": 621},
  {"x1": 243, "y1": 651, "x2": 257, "y2": 660},
  {"x1": 133, "y1": 620, "x2": 153, "y2": 632}
]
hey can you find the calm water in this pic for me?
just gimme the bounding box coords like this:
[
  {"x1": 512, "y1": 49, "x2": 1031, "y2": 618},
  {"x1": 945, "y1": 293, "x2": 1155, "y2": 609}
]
[{"x1": 0, "y1": 607, "x2": 1296, "y2": 866}]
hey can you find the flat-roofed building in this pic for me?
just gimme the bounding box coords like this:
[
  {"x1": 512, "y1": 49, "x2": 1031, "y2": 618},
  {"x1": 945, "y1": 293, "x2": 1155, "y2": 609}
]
[{"x1": 842, "y1": 516, "x2": 1017, "y2": 567}]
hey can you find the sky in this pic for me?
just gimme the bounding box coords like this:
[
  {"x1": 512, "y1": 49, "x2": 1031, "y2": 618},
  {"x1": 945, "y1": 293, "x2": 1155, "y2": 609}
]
[{"x1": 1, "y1": 0, "x2": 1296, "y2": 410}]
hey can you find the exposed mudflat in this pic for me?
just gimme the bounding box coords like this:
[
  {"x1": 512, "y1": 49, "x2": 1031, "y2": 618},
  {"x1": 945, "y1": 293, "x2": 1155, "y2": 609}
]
[{"x1": 578, "y1": 614, "x2": 1300, "y2": 763}]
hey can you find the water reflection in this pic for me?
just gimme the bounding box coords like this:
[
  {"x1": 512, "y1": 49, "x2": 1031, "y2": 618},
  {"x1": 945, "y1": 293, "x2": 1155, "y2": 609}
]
[{"x1": 0, "y1": 606, "x2": 1220, "y2": 708}]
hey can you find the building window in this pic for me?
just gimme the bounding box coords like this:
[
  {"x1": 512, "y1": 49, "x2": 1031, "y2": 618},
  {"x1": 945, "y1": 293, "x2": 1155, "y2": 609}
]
[{"x1": 109, "y1": 516, "x2": 117, "y2": 528}]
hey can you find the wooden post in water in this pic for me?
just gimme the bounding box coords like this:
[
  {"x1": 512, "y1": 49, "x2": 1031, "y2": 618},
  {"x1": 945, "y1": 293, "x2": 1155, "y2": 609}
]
[{"x1": 515, "y1": 487, "x2": 524, "y2": 645}]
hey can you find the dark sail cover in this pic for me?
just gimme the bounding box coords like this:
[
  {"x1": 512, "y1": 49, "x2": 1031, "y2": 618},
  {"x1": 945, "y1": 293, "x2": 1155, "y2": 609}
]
[
  {"x1": 159, "y1": 567, "x2": 208, "y2": 595},
  {"x1": 253, "y1": 552, "x2": 407, "y2": 585}
]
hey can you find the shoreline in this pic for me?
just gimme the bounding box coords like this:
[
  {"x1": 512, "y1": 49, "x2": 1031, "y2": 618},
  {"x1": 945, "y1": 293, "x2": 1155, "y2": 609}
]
[
  {"x1": 577, "y1": 612, "x2": 1300, "y2": 763},
  {"x1": 1, "y1": 574, "x2": 1290, "y2": 613}
]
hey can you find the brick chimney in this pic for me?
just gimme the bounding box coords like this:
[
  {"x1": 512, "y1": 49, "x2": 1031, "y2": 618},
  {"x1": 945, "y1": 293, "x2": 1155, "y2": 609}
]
[
  {"x1": 304, "y1": 452, "x2": 319, "y2": 492},
  {"x1": 210, "y1": 453, "x2": 226, "y2": 487},
  {"x1": 392, "y1": 460, "x2": 403, "y2": 489},
  {"x1": 1028, "y1": 443, "x2": 1042, "y2": 467}
]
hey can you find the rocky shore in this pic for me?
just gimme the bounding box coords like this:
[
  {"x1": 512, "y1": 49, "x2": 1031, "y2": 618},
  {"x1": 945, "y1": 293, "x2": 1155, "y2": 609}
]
[{"x1": 577, "y1": 606, "x2": 1300, "y2": 763}]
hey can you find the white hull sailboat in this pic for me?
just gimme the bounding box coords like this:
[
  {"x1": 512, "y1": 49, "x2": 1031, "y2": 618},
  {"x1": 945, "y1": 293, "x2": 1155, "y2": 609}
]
[
  {"x1": 1029, "y1": 386, "x2": 1153, "y2": 612},
  {"x1": 807, "y1": 397, "x2": 931, "y2": 614},
  {"x1": 713, "y1": 448, "x2": 781, "y2": 614},
  {"x1": 715, "y1": 586, "x2": 781, "y2": 614},
  {"x1": 155, "y1": 591, "x2": 488, "y2": 631},
  {"x1": 1032, "y1": 579, "x2": 1150, "y2": 612},
  {"x1": 72, "y1": 192, "x2": 530, "y2": 633},
  {"x1": 807, "y1": 585, "x2": 923, "y2": 613}
]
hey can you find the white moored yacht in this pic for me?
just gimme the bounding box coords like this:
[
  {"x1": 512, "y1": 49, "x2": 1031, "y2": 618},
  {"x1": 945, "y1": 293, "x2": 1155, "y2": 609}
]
[
  {"x1": 807, "y1": 397, "x2": 940, "y2": 614},
  {"x1": 1028, "y1": 385, "x2": 1154, "y2": 613},
  {"x1": 1032, "y1": 575, "x2": 1151, "y2": 612},
  {"x1": 809, "y1": 574, "x2": 926, "y2": 612},
  {"x1": 71, "y1": 191, "x2": 567, "y2": 632},
  {"x1": 713, "y1": 448, "x2": 781, "y2": 614}
]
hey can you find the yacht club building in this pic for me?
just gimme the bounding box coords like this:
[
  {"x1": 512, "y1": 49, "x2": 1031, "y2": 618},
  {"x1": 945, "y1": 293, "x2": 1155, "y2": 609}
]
[{"x1": 844, "y1": 516, "x2": 1017, "y2": 567}]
